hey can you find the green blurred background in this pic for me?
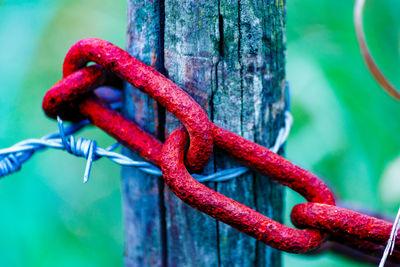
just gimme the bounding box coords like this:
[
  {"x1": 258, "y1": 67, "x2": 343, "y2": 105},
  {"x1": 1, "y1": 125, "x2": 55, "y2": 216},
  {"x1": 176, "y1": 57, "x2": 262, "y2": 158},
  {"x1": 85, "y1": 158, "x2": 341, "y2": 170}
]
[{"x1": 0, "y1": 0, "x2": 399, "y2": 266}]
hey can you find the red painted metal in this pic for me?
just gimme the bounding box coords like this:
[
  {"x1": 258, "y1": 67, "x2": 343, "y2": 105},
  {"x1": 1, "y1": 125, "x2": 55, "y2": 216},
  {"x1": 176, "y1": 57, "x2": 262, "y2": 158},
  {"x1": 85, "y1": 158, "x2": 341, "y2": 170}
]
[
  {"x1": 160, "y1": 126, "x2": 334, "y2": 253},
  {"x1": 61, "y1": 38, "x2": 213, "y2": 173},
  {"x1": 291, "y1": 202, "x2": 400, "y2": 250},
  {"x1": 43, "y1": 65, "x2": 105, "y2": 121},
  {"x1": 212, "y1": 125, "x2": 335, "y2": 205},
  {"x1": 42, "y1": 38, "x2": 399, "y2": 262},
  {"x1": 43, "y1": 43, "x2": 336, "y2": 252},
  {"x1": 43, "y1": 66, "x2": 163, "y2": 165}
]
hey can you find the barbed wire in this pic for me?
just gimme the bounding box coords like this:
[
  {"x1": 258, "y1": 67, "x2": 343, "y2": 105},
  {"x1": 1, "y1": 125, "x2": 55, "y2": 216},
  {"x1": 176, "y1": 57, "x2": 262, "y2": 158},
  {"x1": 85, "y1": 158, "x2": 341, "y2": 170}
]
[{"x1": 0, "y1": 107, "x2": 292, "y2": 184}]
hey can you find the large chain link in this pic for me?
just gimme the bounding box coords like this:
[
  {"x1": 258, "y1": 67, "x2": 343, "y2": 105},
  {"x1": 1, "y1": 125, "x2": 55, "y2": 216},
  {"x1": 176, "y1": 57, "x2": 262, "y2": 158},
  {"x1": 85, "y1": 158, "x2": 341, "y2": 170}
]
[{"x1": 42, "y1": 38, "x2": 400, "y2": 264}]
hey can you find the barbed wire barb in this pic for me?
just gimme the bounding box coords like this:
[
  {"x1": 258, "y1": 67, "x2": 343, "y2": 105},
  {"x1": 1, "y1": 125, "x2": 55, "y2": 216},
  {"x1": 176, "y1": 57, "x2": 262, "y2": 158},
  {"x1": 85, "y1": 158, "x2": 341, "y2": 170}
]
[{"x1": 0, "y1": 110, "x2": 292, "y2": 183}]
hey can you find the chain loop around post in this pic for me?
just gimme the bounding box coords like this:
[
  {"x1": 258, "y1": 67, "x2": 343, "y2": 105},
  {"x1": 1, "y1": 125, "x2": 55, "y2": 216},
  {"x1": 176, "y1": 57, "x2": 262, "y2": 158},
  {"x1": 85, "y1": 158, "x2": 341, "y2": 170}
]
[
  {"x1": 160, "y1": 127, "x2": 334, "y2": 253},
  {"x1": 61, "y1": 38, "x2": 213, "y2": 173},
  {"x1": 37, "y1": 38, "x2": 400, "y2": 263},
  {"x1": 0, "y1": 109, "x2": 292, "y2": 183},
  {"x1": 42, "y1": 38, "x2": 334, "y2": 253}
]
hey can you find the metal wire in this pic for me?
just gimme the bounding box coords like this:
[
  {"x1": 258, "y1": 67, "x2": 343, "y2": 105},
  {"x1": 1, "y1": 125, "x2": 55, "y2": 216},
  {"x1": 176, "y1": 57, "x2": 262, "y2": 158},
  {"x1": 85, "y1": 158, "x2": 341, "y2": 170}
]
[
  {"x1": 0, "y1": 119, "x2": 161, "y2": 182},
  {"x1": 379, "y1": 205, "x2": 400, "y2": 267},
  {"x1": 0, "y1": 81, "x2": 292, "y2": 184},
  {"x1": 0, "y1": 110, "x2": 292, "y2": 183}
]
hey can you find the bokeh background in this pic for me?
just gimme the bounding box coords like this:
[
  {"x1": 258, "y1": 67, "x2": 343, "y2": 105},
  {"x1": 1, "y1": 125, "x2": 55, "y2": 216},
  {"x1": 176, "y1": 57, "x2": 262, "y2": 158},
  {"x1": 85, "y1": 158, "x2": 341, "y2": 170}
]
[{"x1": 0, "y1": 0, "x2": 399, "y2": 266}]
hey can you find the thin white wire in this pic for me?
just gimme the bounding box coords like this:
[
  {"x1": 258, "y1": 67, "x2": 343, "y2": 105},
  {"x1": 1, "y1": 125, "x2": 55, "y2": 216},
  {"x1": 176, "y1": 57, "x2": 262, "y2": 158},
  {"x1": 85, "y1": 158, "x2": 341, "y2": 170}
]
[
  {"x1": 379, "y1": 206, "x2": 400, "y2": 267},
  {"x1": 355, "y1": 0, "x2": 400, "y2": 263},
  {"x1": 0, "y1": 110, "x2": 292, "y2": 183}
]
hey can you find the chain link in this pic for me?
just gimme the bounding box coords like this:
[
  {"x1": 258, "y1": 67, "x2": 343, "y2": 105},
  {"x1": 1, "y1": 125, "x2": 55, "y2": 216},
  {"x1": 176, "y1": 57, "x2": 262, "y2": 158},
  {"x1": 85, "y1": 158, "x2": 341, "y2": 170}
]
[{"x1": 0, "y1": 111, "x2": 292, "y2": 183}]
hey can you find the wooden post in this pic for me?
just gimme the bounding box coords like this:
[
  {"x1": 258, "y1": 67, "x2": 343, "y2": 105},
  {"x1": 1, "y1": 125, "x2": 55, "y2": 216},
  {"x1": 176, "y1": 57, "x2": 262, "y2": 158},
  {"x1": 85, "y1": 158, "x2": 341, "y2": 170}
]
[{"x1": 123, "y1": 1, "x2": 286, "y2": 266}]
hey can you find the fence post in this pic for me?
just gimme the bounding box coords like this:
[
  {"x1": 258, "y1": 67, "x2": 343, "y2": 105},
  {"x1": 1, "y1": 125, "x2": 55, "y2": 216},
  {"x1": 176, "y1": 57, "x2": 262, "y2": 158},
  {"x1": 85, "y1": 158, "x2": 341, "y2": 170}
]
[{"x1": 123, "y1": 1, "x2": 287, "y2": 266}]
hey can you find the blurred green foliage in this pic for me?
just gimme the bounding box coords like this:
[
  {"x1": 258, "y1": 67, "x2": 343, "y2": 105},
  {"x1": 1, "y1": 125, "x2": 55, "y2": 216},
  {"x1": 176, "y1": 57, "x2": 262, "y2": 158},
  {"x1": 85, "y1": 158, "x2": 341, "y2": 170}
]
[
  {"x1": 0, "y1": 0, "x2": 399, "y2": 266},
  {"x1": 285, "y1": 0, "x2": 400, "y2": 266},
  {"x1": 0, "y1": 0, "x2": 126, "y2": 266}
]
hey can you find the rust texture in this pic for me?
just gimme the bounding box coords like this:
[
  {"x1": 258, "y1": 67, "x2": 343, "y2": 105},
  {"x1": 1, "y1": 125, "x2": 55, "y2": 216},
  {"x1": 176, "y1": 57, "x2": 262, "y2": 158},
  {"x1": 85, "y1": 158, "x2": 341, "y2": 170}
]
[
  {"x1": 43, "y1": 66, "x2": 163, "y2": 165},
  {"x1": 61, "y1": 38, "x2": 212, "y2": 173},
  {"x1": 292, "y1": 203, "x2": 400, "y2": 250},
  {"x1": 160, "y1": 127, "x2": 334, "y2": 253},
  {"x1": 42, "y1": 38, "x2": 399, "y2": 262},
  {"x1": 212, "y1": 125, "x2": 335, "y2": 205},
  {"x1": 43, "y1": 65, "x2": 106, "y2": 121}
]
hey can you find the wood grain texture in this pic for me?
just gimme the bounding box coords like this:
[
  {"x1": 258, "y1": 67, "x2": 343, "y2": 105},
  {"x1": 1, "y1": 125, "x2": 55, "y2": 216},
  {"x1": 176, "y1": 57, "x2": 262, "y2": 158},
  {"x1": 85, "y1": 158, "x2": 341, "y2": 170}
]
[
  {"x1": 124, "y1": 0, "x2": 286, "y2": 266},
  {"x1": 164, "y1": 1, "x2": 219, "y2": 266},
  {"x1": 123, "y1": 1, "x2": 166, "y2": 266}
]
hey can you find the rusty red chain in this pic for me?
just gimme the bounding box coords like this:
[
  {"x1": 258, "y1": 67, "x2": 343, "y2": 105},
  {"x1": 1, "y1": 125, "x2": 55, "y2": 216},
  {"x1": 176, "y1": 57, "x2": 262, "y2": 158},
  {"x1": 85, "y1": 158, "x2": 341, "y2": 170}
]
[
  {"x1": 43, "y1": 65, "x2": 164, "y2": 166},
  {"x1": 161, "y1": 126, "x2": 334, "y2": 253},
  {"x1": 48, "y1": 38, "x2": 213, "y2": 173},
  {"x1": 42, "y1": 38, "x2": 399, "y2": 262},
  {"x1": 292, "y1": 203, "x2": 400, "y2": 247}
]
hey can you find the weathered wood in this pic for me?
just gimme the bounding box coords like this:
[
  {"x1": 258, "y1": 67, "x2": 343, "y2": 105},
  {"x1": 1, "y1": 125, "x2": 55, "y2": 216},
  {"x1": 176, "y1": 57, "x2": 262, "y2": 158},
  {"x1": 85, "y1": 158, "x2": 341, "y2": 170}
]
[
  {"x1": 124, "y1": 0, "x2": 286, "y2": 266},
  {"x1": 123, "y1": 1, "x2": 166, "y2": 266},
  {"x1": 163, "y1": 1, "x2": 219, "y2": 266}
]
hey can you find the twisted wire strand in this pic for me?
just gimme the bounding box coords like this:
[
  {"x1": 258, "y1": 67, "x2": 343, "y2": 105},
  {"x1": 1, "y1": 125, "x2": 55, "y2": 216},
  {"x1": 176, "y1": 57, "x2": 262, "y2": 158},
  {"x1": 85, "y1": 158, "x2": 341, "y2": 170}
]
[
  {"x1": 0, "y1": 120, "x2": 161, "y2": 180},
  {"x1": 0, "y1": 110, "x2": 292, "y2": 182},
  {"x1": 0, "y1": 84, "x2": 292, "y2": 183},
  {"x1": 0, "y1": 120, "x2": 88, "y2": 177}
]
